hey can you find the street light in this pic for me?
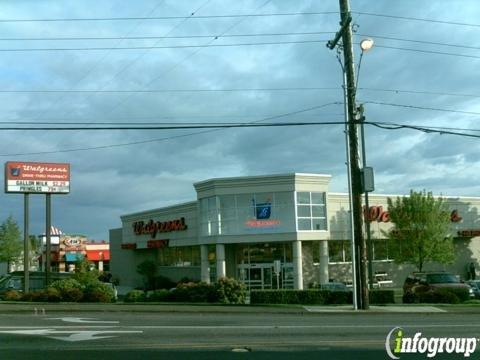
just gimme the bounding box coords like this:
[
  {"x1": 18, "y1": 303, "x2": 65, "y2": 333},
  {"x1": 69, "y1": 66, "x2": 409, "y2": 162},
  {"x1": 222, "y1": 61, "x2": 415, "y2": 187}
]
[
  {"x1": 327, "y1": 1, "x2": 373, "y2": 309},
  {"x1": 336, "y1": 37, "x2": 375, "y2": 308},
  {"x1": 360, "y1": 38, "x2": 374, "y2": 52},
  {"x1": 357, "y1": 38, "x2": 375, "y2": 290}
]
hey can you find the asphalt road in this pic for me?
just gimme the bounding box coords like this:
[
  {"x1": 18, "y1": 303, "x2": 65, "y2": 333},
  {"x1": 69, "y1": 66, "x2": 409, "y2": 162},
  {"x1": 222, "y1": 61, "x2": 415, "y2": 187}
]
[{"x1": 0, "y1": 310, "x2": 479, "y2": 359}]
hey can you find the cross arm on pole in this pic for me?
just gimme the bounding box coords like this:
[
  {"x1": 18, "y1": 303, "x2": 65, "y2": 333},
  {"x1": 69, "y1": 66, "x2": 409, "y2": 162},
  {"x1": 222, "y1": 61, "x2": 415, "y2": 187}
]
[{"x1": 326, "y1": 15, "x2": 352, "y2": 50}]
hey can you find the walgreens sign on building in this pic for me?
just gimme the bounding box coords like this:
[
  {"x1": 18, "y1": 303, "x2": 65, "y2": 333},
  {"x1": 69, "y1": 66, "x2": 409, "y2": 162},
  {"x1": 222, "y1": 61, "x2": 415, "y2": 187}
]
[{"x1": 4, "y1": 161, "x2": 70, "y2": 194}]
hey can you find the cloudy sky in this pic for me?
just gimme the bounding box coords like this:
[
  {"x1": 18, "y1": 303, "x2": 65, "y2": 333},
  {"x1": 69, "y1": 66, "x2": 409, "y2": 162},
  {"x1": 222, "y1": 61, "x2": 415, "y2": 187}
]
[{"x1": 0, "y1": 0, "x2": 479, "y2": 240}]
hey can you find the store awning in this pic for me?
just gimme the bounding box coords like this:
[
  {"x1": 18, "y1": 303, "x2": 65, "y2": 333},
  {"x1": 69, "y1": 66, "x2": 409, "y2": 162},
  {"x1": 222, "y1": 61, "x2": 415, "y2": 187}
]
[
  {"x1": 65, "y1": 253, "x2": 84, "y2": 262},
  {"x1": 86, "y1": 250, "x2": 110, "y2": 261}
]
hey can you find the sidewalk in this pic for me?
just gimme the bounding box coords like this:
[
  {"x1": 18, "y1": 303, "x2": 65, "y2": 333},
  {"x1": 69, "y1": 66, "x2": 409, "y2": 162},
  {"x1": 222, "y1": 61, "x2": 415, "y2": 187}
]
[{"x1": 0, "y1": 302, "x2": 478, "y2": 314}]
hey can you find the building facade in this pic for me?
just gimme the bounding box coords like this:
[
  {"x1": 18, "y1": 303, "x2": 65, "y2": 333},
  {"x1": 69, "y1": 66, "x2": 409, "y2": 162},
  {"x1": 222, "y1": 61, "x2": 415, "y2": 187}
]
[
  {"x1": 110, "y1": 173, "x2": 480, "y2": 292},
  {"x1": 39, "y1": 235, "x2": 110, "y2": 273}
]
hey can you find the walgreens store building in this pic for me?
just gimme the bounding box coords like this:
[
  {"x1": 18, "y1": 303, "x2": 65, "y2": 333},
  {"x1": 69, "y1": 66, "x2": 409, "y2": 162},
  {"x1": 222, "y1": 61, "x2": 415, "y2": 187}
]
[{"x1": 110, "y1": 173, "x2": 480, "y2": 292}]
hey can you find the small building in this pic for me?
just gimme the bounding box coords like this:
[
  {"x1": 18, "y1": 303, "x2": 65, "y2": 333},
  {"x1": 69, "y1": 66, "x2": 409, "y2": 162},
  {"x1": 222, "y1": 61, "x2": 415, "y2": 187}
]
[
  {"x1": 39, "y1": 233, "x2": 110, "y2": 273},
  {"x1": 109, "y1": 173, "x2": 480, "y2": 291}
]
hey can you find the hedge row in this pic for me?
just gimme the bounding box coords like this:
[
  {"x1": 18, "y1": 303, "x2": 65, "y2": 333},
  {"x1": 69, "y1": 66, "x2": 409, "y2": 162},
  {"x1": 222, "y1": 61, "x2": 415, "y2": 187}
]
[
  {"x1": 3, "y1": 278, "x2": 115, "y2": 303},
  {"x1": 124, "y1": 277, "x2": 246, "y2": 304},
  {"x1": 404, "y1": 288, "x2": 470, "y2": 304},
  {"x1": 250, "y1": 289, "x2": 394, "y2": 305}
]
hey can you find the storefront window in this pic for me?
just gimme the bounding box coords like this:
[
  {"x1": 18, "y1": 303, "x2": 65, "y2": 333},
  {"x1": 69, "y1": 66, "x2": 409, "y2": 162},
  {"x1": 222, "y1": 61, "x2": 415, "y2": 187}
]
[
  {"x1": 235, "y1": 242, "x2": 292, "y2": 264},
  {"x1": 373, "y1": 239, "x2": 396, "y2": 261},
  {"x1": 199, "y1": 197, "x2": 219, "y2": 236},
  {"x1": 201, "y1": 192, "x2": 296, "y2": 236},
  {"x1": 296, "y1": 192, "x2": 327, "y2": 231},
  {"x1": 157, "y1": 246, "x2": 200, "y2": 267},
  {"x1": 328, "y1": 240, "x2": 352, "y2": 263}
]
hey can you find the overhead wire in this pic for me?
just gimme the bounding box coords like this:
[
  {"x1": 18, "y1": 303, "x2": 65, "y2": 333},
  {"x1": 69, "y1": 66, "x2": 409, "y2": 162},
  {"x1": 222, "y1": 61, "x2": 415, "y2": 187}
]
[
  {"x1": 352, "y1": 11, "x2": 480, "y2": 28},
  {"x1": 0, "y1": 12, "x2": 338, "y2": 23},
  {"x1": 0, "y1": 102, "x2": 342, "y2": 156},
  {"x1": 89, "y1": 0, "x2": 274, "y2": 136},
  {"x1": 364, "y1": 101, "x2": 480, "y2": 117},
  {"x1": 0, "y1": 31, "x2": 336, "y2": 41},
  {"x1": 0, "y1": 11, "x2": 478, "y2": 29}
]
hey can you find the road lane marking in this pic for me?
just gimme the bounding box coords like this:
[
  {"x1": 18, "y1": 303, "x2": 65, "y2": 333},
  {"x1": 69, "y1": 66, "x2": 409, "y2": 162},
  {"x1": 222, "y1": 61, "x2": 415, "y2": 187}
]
[
  {"x1": 0, "y1": 329, "x2": 142, "y2": 342},
  {"x1": 45, "y1": 317, "x2": 119, "y2": 324},
  {"x1": 1, "y1": 324, "x2": 479, "y2": 330}
]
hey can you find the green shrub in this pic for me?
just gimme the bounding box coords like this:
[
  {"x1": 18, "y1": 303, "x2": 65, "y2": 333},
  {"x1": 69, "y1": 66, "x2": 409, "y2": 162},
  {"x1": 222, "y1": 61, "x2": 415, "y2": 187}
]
[
  {"x1": 147, "y1": 289, "x2": 170, "y2": 302},
  {"x1": 214, "y1": 278, "x2": 246, "y2": 304},
  {"x1": 82, "y1": 282, "x2": 114, "y2": 303},
  {"x1": 44, "y1": 288, "x2": 62, "y2": 302},
  {"x1": 250, "y1": 290, "x2": 322, "y2": 305},
  {"x1": 72, "y1": 258, "x2": 100, "y2": 286},
  {"x1": 416, "y1": 289, "x2": 461, "y2": 304},
  {"x1": 23, "y1": 288, "x2": 62, "y2": 302},
  {"x1": 26, "y1": 290, "x2": 47, "y2": 302},
  {"x1": 124, "y1": 289, "x2": 146, "y2": 303},
  {"x1": 3, "y1": 290, "x2": 22, "y2": 301},
  {"x1": 323, "y1": 290, "x2": 353, "y2": 305},
  {"x1": 21, "y1": 292, "x2": 35, "y2": 301},
  {"x1": 250, "y1": 289, "x2": 355, "y2": 305},
  {"x1": 369, "y1": 290, "x2": 395, "y2": 304},
  {"x1": 172, "y1": 282, "x2": 216, "y2": 303},
  {"x1": 154, "y1": 275, "x2": 176, "y2": 290},
  {"x1": 61, "y1": 287, "x2": 84, "y2": 302},
  {"x1": 50, "y1": 278, "x2": 84, "y2": 302}
]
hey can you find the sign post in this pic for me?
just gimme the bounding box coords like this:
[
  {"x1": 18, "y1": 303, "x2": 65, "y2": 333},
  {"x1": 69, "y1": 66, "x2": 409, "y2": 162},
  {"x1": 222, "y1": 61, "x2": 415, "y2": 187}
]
[
  {"x1": 4, "y1": 161, "x2": 70, "y2": 290},
  {"x1": 273, "y1": 260, "x2": 281, "y2": 289},
  {"x1": 23, "y1": 194, "x2": 29, "y2": 293}
]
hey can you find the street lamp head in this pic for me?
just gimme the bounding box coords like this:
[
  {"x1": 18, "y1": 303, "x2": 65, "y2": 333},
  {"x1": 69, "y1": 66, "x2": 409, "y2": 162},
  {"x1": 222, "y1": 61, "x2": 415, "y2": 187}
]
[{"x1": 360, "y1": 38, "x2": 374, "y2": 52}]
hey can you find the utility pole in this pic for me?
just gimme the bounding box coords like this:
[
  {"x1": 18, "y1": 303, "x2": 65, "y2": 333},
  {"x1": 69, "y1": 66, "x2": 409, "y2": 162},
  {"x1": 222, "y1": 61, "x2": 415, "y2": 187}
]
[{"x1": 328, "y1": 0, "x2": 369, "y2": 309}]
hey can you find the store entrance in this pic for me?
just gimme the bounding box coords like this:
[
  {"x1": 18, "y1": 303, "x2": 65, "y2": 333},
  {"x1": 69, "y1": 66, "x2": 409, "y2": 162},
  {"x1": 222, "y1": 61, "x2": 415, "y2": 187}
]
[{"x1": 238, "y1": 263, "x2": 293, "y2": 290}]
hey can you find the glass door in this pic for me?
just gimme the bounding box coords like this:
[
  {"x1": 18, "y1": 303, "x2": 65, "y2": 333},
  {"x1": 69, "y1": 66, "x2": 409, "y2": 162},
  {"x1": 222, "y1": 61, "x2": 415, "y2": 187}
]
[{"x1": 262, "y1": 266, "x2": 273, "y2": 289}]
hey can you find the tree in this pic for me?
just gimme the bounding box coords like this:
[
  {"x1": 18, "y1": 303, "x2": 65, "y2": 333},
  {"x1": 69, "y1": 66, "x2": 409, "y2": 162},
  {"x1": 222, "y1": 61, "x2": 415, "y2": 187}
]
[
  {"x1": 0, "y1": 216, "x2": 23, "y2": 272},
  {"x1": 72, "y1": 258, "x2": 100, "y2": 285},
  {"x1": 136, "y1": 260, "x2": 157, "y2": 291},
  {"x1": 384, "y1": 190, "x2": 454, "y2": 272}
]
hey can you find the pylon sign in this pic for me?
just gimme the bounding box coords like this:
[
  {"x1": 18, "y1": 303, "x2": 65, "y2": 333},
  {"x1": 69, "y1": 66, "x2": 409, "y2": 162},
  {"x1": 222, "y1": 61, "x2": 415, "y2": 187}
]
[{"x1": 5, "y1": 161, "x2": 70, "y2": 194}]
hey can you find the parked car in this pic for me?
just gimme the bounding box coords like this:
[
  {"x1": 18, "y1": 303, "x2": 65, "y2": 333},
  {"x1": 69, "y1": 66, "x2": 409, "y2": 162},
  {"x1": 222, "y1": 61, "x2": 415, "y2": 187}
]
[
  {"x1": 0, "y1": 271, "x2": 71, "y2": 300},
  {"x1": 104, "y1": 282, "x2": 118, "y2": 301},
  {"x1": 319, "y1": 282, "x2": 350, "y2": 292},
  {"x1": 466, "y1": 280, "x2": 480, "y2": 299},
  {"x1": 403, "y1": 271, "x2": 474, "y2": 303}
]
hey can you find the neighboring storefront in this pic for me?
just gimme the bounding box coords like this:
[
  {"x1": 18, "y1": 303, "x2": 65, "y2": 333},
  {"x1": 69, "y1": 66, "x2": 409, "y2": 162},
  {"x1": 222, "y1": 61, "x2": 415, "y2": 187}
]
[
  {"x1": 110, "y1": 173, "x2": 480, "y2": 291},
  {"x1": 39, "y1": 234, "x2": 110, "y2": 273}
]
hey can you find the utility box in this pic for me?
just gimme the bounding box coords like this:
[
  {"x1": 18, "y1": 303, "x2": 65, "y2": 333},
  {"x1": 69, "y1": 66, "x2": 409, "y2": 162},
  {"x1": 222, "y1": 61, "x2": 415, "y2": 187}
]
[{"x1": 361, "y1": 167, "x2": 375, "y2": 193}]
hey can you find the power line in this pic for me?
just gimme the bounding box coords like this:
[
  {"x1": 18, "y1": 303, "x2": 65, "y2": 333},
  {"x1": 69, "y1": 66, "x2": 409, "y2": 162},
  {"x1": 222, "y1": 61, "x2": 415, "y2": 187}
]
[
  {"x1": 0, "y1": 39, "x2": 328, "y2": 51},
  {"x1": 0, "y1": 121, "x2": 349, "y2": 131},
  {"x1": 0, "y1": 10, "x2": 477, "y2": 29},
  {"x1": 358, "y1": 87, "x2": 480, "y2": 99},
  {"x1": 0, "y1": 118, "x2": 479, "y2": 136},
  {"x1": 0, "y1": 11, "x2": 338, "y2": 23},
  {"x1": 23, "y1": 0, "x2": 169, "y2": 151},
  {"x1": 0, "y1": 102, "x2": 341, "y2": 156},
  {"x1": 0, "y1": 31, "x2": 335, "y2": 41},
  {"x1": 0, "y1": 40, "x2": 474, "y2": 61},
  {"x1": 92, "y1": 0, "x2": 274, "y2": 134},
  {"x1": 0, "y1": 87, "x2": 340, "y2": 93},
  {"x1": 353, "y1": 11, "x2": 480, "y2": 28},
  {"x1": 369, "y1": 121, "x2": 480, "y2": 139},
  {"x1": 0, "y1": 87, "x2": 478, "y2": 100},
  {"x1": 369, "y1": 44, "x2": 480, "y2": 60},
  {"x1": 2, "y1": 118, "x2": 480, "y2": 157},
  {"x1": 356, "y1": 33, "x2": 480, "y2": 52},
  {"x1": 365, "y1": 101, "x2": 480, "y2": 116},
  {"x1": 47, "y1": 0, "x2": 212, "y2": 151}
]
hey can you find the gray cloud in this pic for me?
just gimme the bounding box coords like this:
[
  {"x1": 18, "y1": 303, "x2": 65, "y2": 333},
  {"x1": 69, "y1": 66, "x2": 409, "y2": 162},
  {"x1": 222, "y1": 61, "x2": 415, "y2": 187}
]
[{"x1": 0, "y1": 0, "x2": 479, "y2": 240}]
